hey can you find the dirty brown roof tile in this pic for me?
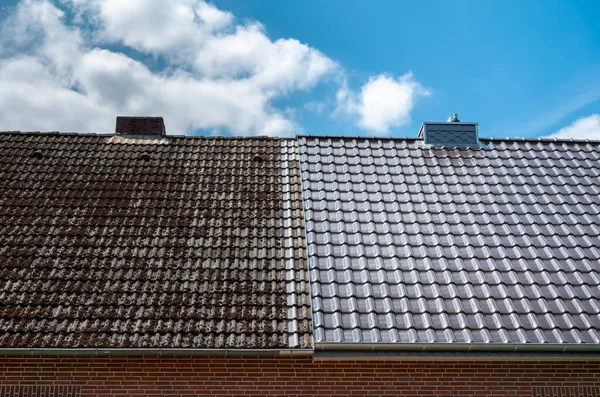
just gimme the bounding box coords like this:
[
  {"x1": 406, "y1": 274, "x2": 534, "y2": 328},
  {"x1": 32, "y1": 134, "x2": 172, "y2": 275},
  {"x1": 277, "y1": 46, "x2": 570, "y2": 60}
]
[{"x1": 0, "y1": 132, "x2": 310, "y2": 349}]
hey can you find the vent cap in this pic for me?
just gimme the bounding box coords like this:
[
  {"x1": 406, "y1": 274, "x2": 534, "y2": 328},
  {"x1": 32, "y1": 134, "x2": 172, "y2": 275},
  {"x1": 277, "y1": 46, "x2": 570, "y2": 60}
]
[
  {"x1": 419, "y1": 114, "x2": 479, "y2": 148},
  {"x1": 116, "y1": 116, "x2": 166, "y2": 136}
]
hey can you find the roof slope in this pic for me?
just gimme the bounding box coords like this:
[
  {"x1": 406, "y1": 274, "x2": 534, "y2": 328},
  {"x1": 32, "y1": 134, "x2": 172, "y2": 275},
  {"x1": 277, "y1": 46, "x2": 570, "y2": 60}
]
[
  {"x1": 0, "y1": 132, "x2": 311, "y2": 349},
  {"x1": 299, "y1": 136, "x2": 600, "y2": 345}
]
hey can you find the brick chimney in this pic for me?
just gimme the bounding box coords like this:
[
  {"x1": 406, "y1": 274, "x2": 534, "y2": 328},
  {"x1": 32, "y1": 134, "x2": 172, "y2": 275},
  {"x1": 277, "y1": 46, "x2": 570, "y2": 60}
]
[{"x1": 115, "y1": 116, "x2": 166, "y2": 136}]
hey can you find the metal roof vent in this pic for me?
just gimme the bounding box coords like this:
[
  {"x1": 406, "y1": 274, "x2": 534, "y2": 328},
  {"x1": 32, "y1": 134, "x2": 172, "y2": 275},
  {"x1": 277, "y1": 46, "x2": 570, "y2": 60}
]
[{"x1": 418, "y1": 113, "x2": 480, "y2": 148}]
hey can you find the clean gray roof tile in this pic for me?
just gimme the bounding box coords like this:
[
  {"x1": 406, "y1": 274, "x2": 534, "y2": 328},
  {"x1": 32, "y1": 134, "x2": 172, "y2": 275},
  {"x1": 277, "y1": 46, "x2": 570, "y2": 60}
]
[{"x1": 299, "y1": 136, "x2": 600, "y2": 345}]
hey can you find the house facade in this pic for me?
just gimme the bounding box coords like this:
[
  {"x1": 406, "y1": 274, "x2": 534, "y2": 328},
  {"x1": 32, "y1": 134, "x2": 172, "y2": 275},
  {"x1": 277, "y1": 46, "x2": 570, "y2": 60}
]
[{"x1": 0, "y1": 117, "x2": 599, "y2": 396}]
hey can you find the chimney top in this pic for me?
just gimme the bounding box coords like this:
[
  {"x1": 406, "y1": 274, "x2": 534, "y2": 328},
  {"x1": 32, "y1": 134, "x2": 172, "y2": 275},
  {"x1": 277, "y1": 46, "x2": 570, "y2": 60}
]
[
  {"x1": 418, "y1": 114, "x2": 480, "y2": 148},
  {"x1": 115, "y1": 116, "x2": 166, "y2": 136}
]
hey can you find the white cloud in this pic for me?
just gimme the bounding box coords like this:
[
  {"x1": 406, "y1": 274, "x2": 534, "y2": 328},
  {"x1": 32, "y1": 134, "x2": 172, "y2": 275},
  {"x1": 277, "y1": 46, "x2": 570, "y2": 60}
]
[
  {"x1": 195, "y1": 2, "x2": 233, "y2": 30},
  {"x1": 336, "y1": 72, "x2": 429, "y2": 134},
  {"x1": 0, "y1": 56, "x2": 115, "y2": 132},
  {"x1": 547, "y1": 114, "x2": 600, "y2": 140},
  {"x1": 0, "y1": 0, "x2": 338, "y2": 135},
  {"x1": 71, "y1": 0, "x2": 206, "y2": 54},
  {"x1": 69, "y1": 0, "x2": 337, "y2": 95},
  {"x1": 0, "y1": 0, "x2": 427, "y2": 136}
]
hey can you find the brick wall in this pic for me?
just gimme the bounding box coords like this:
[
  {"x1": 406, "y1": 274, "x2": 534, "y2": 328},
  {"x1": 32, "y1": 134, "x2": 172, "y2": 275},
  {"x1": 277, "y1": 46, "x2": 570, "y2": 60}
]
[{"x1": 0, "y1": 355, "x2": 599, "y2": 397}]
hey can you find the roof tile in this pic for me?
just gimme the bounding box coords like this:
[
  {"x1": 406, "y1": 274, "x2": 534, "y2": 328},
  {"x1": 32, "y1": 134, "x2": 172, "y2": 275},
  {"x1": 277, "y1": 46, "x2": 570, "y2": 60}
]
[
  {"x1": 299, "y1": 136, "x2": 600, "y2": 345},
  {"x1": 0, "y1": 132, "x2": 310, "y2": 349}
]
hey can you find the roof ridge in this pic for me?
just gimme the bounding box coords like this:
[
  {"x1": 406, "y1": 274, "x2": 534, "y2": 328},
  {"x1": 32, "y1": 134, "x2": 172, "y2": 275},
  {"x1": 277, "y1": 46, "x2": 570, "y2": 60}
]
[
  {"x1": 483, "y1": 136, "x2": 600, "y2": 144},
  {"x1": 0, "y1": 131, "x2": 286, "y2": 140},
  {"x1": 299, "y1": 134, "x2": 600, "y2": 145},
  {"x1": 4, "y1": 131, "x2": 600, "y2": 145}
]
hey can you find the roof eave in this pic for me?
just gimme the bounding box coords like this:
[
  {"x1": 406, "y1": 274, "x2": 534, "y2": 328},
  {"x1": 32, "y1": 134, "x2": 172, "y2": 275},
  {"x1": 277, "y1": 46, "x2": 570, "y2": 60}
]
[
  {"x1": 0, "y1": 348, "x2": 313, "y2": 357},
  {"x1": 315, "y1": 342, "x2": 600, "y2": 353}
]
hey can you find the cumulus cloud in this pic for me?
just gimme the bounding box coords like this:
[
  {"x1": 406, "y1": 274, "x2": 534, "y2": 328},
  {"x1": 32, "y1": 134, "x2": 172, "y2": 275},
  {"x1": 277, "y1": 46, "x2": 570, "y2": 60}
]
[
  {"x1": 0, "y1": 55, "x2": 116, "y2": 132},
  {"x1": 0, "y1": 0, "x2": 427, "y2": 135},
  {"x1": 0, "y1": 0, "x2": 338, "y2": 135},
  {"x1": 546, "y1": 114, "x2": 600, "y2": 140},
  {"x1": 336, "y1": 72, "x2": 430, "y2": 134}
]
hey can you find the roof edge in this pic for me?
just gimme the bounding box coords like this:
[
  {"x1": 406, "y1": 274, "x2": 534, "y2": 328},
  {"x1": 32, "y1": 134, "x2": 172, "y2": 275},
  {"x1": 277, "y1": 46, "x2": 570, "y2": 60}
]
[
  {"x1": 315, "y1": 342, "x2": 600, "y2": 353},
  {"x1": 0, "y1": 131, "x2": 286, "y2": 140},
  {"x1": 297, "y1": 134, "x2": 600, "y2": 145},
  {"x1": 3, "y1": 131, "x2": 600, "y2": 145},
  {"x1": 0, "y1": 348, "x2": 313, "y2": 357},
  {"x1": 314, "y1": 350, "x2": 600, "y2": 361},
  {"x1": 297, "y1": 134, "x2": 421, "y2": 141}
]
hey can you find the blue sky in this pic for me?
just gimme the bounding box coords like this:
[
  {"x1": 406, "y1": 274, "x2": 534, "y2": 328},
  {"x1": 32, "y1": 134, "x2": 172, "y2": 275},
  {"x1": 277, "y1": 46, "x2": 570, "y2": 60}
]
[{"x1": 0, "y1": 0, "x2": 599, "y2": 138}]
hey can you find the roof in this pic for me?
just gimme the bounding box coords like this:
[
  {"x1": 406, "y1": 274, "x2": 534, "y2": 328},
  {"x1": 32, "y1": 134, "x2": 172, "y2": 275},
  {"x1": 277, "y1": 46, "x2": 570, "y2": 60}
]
[
  {"x1": 299, "y1": 136, "x2": 600, "y2": 345},
  {"x1": 0, "y1": 132, "x2": 311, "y2": 349},
  {"x1": 2, "y1": 129, "x2": 600, "y2": 353}
]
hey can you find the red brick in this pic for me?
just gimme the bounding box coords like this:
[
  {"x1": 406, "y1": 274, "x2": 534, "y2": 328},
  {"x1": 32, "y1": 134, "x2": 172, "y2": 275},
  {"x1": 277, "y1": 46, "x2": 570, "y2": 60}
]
[{"x1": 0, "y1": 356, "x2": 598, "y2": 396}]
